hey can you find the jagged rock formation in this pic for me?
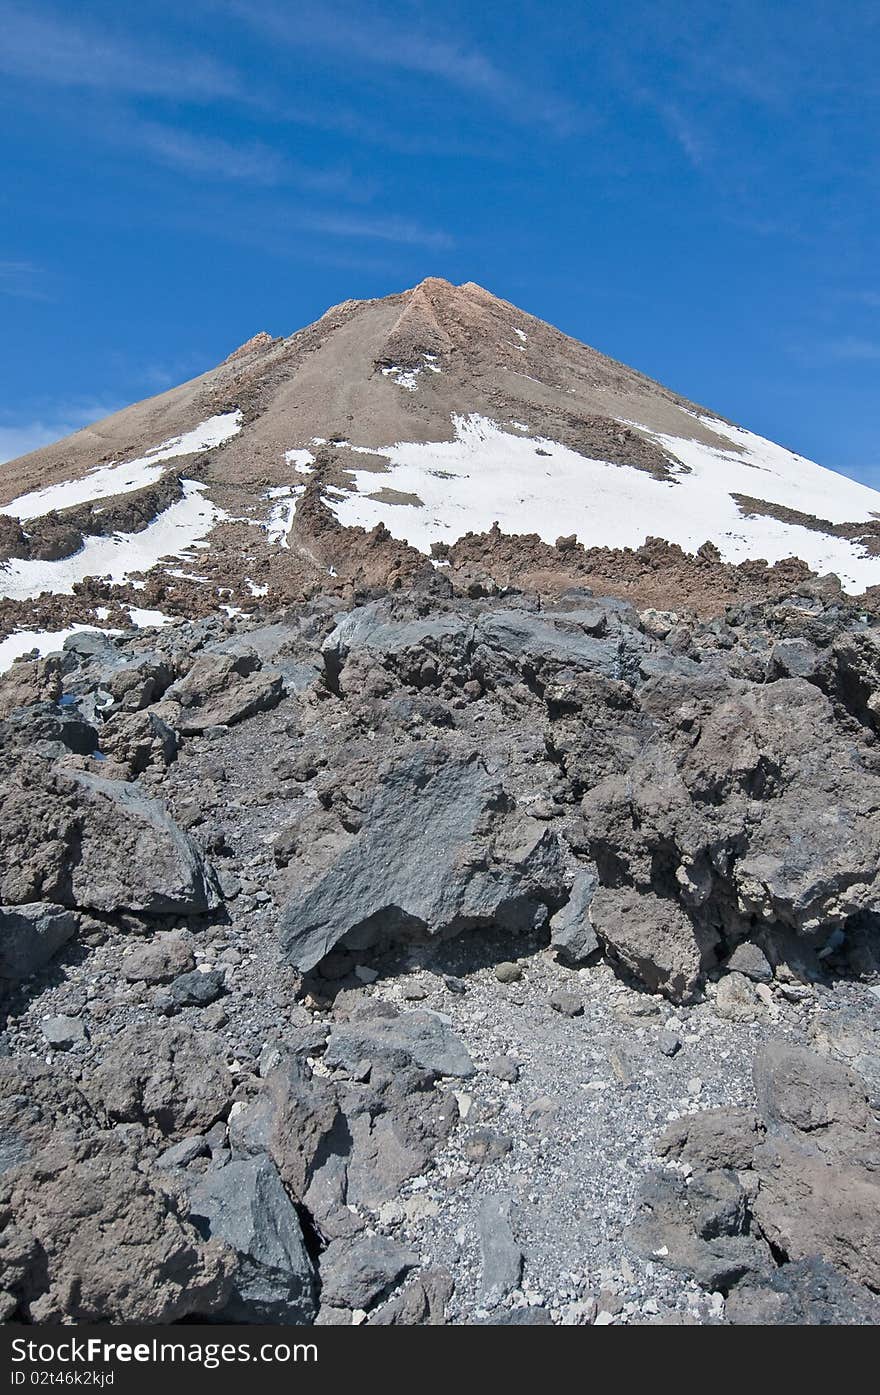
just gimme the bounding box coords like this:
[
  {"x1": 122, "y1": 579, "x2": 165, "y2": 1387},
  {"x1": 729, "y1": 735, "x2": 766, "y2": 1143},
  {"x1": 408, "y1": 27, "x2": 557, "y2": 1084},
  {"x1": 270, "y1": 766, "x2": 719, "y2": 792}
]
[{"x1": 0, "y1": 567, "x2": 879, "y2": 1325}]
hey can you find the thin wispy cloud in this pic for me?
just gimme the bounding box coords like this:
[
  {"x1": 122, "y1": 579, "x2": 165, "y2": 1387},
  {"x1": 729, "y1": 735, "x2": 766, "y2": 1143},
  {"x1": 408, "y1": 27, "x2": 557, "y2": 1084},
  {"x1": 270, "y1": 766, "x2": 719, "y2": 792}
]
[
  {"x1": 132, "y1": 122, "x2": 365, "y2": 198},
  {"x1": 825, "y1": 335, "x2": 880, "y2": 362},
  {"x1": 656, "y1": 102, "x2": 708, "y2": 170},
  {"x1": 218, "y1": 1, "x2": 578, "y2": 133},
  {"x1": 0, "y1": 2, "x2": 241, "y2": 101},
  {"x1": 299, "y1": 212, "x2": 454, "y2": 250},
  {"x1": 0, "y1": 261, "x2": 49, "y2": 301}
]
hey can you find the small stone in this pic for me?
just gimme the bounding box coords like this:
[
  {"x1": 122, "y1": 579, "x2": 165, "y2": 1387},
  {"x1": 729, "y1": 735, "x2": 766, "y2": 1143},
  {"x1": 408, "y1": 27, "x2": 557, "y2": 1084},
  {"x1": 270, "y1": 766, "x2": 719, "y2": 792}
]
[
  {"x1": 726, "y1": 941, "x2": 773, "y2": 983},
  {"x1": 123, "y1": 936, "x2": 195, "y2": 985},
  {"x1": 201, "y1": 1002, "x2": 229, "y2": 1030},
  {"x1": 525, "y1": 1095, "x2": 560, "y2": 1127},
  {"x1": 41, "y1": 1014, "x2": 87, "y2": 1050},
  {"x1": 495, "y1": 962, "x2": 522, "y2": 984},
  {"x1": 657, "y1": 1029, "x2": 681, "y2": 1058},
  {"x1": 354, "y1": 965, "x2": 378, "y2": 984},
  {"x1": 463, "y1": 1129, "x2": 514, "y2": 1164},
  {"x1": 549, "y1": 989, "x2": 583, "y2": 1017},
  {"x1": 156, "y1": 1135, "x2": 209, "y2": 1169},
  {"x1": 609, "y1": 1046, "x2": 635, "y2": 1087},
  {"x1": 477, "y1": 1194, "x2": 523, "y2": 1307},
  {"x1": 559, "y1": 1297, "x2": 598, "y2": 1325},
  {"x1": 486, "y1": 1055, "x2": 520, "y2": 1083},
  {"x1": 715, "y1": 971, "x2": 762, "y2": 1022},
  {"x1": 443, "y1": 974, "x2": 468, "y2": 994},
  {"x1": 170, "y1": 968, "x2": 226, "y2": 1008},
  {"x1": 454, "y1": 1091, "x2": 473, "y2": 1120},
  {"x1": 401, "y1": 982, "x2": 428, "y2": 1001},
  {"x1": 402, "y1": 1195, "x2": 439, "y2": 1223}
]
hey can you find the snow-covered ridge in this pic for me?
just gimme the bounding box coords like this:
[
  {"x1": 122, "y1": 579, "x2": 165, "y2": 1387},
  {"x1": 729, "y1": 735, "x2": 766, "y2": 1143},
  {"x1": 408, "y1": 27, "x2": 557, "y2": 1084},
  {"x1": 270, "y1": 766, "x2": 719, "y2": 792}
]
[
  {"x1": 0, "y1": 481, "x2": 225, "y2": 601},
  {"x1": 328, "y1": 412, "x2": 880, "y2": 593},
  {"x1": 1, "y1": 411, "x2": 242, "y2": 521}
]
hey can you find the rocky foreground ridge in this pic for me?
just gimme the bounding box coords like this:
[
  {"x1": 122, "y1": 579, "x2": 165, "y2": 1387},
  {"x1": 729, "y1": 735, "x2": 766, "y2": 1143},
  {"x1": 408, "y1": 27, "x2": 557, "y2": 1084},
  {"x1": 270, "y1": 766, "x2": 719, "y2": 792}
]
[{"x1": 2, "y1": 571, "x2": 880, "y2": 1325}]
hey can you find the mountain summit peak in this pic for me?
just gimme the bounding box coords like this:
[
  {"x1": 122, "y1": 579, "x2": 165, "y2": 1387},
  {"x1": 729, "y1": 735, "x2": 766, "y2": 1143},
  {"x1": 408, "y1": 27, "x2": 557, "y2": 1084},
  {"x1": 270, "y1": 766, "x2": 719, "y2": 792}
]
[{"x1": 2, "y1": 280, "x2": 880, "y2": 652}]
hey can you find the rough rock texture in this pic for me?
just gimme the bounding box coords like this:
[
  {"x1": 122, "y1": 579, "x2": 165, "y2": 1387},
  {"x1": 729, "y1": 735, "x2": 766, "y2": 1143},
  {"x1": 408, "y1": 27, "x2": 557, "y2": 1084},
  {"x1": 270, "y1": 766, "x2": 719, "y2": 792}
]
[
  {"x1": 0, "y1": 761, "x2": 219, "y2": 916},
  {"x1": 0, "y1": 904, "x2": 81, "y2": 981},
  {"x1": 2, "y1": 577, "x2": 880, "y2": 1326},
  {"x1": 279, "y1": 746, "x2": 566, "y2": 973},
  {"x1": 0, "y1": 1060, "x2": 233, "y2": 1323},
  {"x1": 89, "y1": 1023, "x2": 231, "y2": 1137},
  {"x1": 629, "y1": 1041, "x2": 880, "y2": 1320},
  {"x1": 188, "y1": 1156, "x2": 317, "y2": 1323}
]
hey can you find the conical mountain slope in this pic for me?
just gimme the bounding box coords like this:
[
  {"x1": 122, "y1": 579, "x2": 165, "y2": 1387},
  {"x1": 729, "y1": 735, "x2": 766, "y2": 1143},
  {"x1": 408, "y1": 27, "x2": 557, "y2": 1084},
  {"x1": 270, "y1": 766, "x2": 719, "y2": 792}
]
[{"x1": 2, "y1": 277, "x2": 880, "y2": 659}]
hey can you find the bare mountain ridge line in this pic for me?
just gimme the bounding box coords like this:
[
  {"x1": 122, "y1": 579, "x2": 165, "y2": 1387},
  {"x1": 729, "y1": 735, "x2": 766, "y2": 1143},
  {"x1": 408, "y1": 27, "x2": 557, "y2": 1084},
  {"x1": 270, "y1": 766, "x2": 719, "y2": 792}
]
[
  {"x1": 0, "y1": 277, "x2": 727, "y2": 505},
  {"x1": 3, "y1": 276, "x2": 880, "y2": 642}
]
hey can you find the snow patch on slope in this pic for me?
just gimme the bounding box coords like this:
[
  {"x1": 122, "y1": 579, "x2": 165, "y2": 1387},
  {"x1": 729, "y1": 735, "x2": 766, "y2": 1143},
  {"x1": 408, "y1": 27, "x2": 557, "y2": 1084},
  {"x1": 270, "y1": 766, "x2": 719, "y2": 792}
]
[
  {"x1": 381, "y1": 354, "x2": 442, "y2": 392},
  {"x1": 0, "y1": 625, "x2": 122, "y2": 674},
  {"x1": 329, "y1": 413, "x2": 880, "y2": 593},
  {"x1": 0, "y1": 481, "x2": 225, "y2": 601},
  {"x1": 1, "y1": 411, "x2": 242, "y2": 521}
]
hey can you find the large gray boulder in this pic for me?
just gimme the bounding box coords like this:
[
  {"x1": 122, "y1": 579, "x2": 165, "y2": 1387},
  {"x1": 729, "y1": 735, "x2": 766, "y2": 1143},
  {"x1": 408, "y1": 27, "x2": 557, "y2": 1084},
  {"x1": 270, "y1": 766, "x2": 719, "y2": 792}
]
[
  {"x1": 0, "y1": 764, "x2": 220, "y2": 915},
  {"x1": 67, "y1": 773, "x2": 221, "y2": 916},
  {"x1": 188, "y1": 1156, "x2": 317, "y2": 1324},
  {"x1": 279, "y1": 748, "x2": 565, "y2": 972},
  {"x1": 162, "y1": 652, "x2": 283, "y2": 734}
]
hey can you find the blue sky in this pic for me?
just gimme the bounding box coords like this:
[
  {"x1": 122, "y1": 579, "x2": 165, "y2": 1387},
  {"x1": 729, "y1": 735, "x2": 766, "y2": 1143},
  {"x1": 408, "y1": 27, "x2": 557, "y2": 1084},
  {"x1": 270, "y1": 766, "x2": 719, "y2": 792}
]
[{"x1": 1, "y1": 0, "x2": 879, "y2": 487}]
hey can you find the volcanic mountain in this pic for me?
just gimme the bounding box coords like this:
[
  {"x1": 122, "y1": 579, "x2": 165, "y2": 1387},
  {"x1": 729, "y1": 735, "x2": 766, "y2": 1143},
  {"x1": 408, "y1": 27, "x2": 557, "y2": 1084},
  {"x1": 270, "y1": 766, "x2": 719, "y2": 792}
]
[{"x1": 3, "y1": 276, "x2": 880, "y2": 663}]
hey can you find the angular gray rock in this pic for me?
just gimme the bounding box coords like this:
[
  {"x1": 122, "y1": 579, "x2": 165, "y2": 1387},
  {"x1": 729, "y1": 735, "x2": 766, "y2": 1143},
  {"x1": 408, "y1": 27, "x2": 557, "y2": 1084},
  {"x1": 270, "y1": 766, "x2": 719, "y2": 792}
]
[
  {"x1": 0, "y1": 903, "x2": 80, "y2": 980},
  {"x1": 548, "y1": 867, "x2": 599, "y2": 962},
  {"x1": 123, "y1": 935, "x2": 195, "y2": 984},
  {"x1": 188, "y1": 1155, "x2": 317, "y2": 1323},
  {"x1": 725, "y1": 940, "x2": 773, "y2": 983},
  {"x1": 67, "y1": 772, "x2": 221, "y2": 916},
  {"x1": 278, "y1": 747, "x2": 565, "y2": 973},
  {"x1": 156, "y1": 1136, "x2": 209, "y2": 1170},
  {"x1": 41, "y1": 1015, "x2": 87, "y2": 1050},
  {"x1": 477, "y1": 1194, "x2": 523, "y2": 1307},
  {"x1": 163, "y1": 652, "x2": 283, "y2": 734},
  {"x1": 319, "y1": 1234, "x2": 418, "y2": 1311},
  {"x1": 170, "y1": 968, "x2": 226, "y2": 1008},
  {"x1": 323, "y1": 1007, "x2": 474, "y2": 1079}
]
